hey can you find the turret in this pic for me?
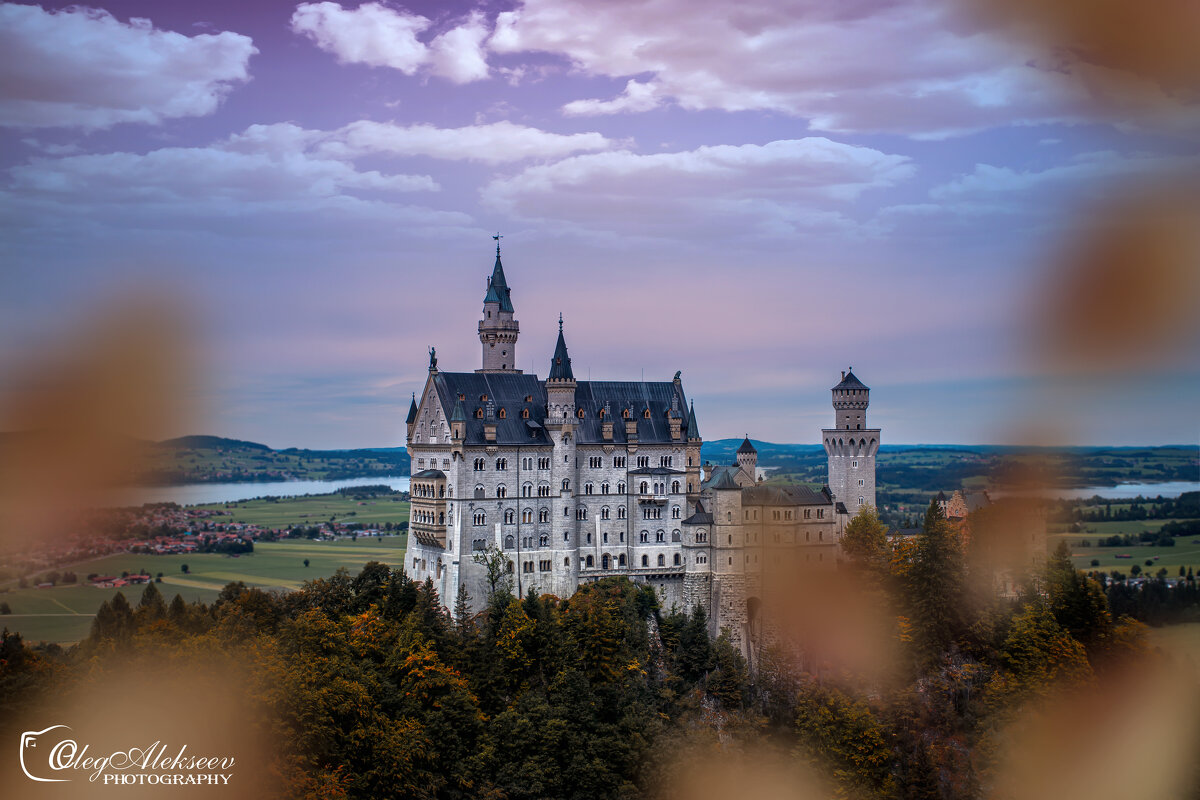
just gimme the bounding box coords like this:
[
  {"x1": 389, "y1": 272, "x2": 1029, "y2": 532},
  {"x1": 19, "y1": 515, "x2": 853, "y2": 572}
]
[
  {"x1": 405, "y1": 392, "x2": 418, "y2": 441},
  {"x1": 736, "y1": 436, "x2": 758, "y2": 482},
  {"x1": 822, "y1": 368, "x2": 880, "y2": 516},
  {"x1": 832, "y1": 368, "x2": 869, "y2": 430},
  {"x1": 685, "y1": 400, "x2": 702, "y2": 499},
  {"x1": 478, "y1": 236, "x2": 521, "y2": 373}
]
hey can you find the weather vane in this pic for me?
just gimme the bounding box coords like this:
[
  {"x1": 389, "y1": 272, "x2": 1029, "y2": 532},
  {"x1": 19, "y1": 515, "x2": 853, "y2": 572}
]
[{"x1": 493, "y1": 231, "x2": 502, "y2": 254}]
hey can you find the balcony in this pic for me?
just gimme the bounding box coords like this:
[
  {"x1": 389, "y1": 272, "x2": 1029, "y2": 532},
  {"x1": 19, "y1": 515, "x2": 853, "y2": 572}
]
[{"x1": 638, "y1": 494, "x2": 668, "y2": 504}]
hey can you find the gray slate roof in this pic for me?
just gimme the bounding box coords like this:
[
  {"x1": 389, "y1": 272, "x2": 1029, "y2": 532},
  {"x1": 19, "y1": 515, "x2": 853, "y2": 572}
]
[
  {"x1": 431, "y1": 371, "x2": 689, "y2": 447},
  {"x1": 833, "y1": 370, "x2": 868, "y2": 391},
  {"x1": 742, "y1": 483, "x2": 833, "y2": 507},
  {"x1": 483, "y1": 252, "x2": 514, "y2": 313}
]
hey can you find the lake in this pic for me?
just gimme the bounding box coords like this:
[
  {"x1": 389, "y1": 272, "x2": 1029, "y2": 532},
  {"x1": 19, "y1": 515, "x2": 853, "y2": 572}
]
[
  {"x1": 112, "y1": 475, "x2": 412, "y2": 507},
  {"x1": 1001, "y1": 481, "x2": 1200, "y2": 501}
]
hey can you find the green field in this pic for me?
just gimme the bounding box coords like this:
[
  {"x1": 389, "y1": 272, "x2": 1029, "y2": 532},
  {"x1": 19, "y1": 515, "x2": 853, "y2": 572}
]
[
  {"x1": 197, "y1": 493, "x2": 410, "y2": 528},
  {"x1": 1053, "y1": 534, "x2": 1200, "y2": 573},
  {"x1": 0, "y1": 537, "x2": 408, "y2": 645}
]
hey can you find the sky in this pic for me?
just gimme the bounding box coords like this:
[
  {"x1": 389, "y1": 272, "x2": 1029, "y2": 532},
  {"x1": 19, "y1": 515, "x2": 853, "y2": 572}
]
[{"x1": 1, "y1": 0, "x2": 1198, "y2": 449}]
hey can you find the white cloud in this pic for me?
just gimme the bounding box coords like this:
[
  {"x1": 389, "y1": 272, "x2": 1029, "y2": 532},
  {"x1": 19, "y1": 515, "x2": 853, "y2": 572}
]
[
  {"x1": 481, "y1": 137, "x2": 914, "y2": 238},
  {"x1": 563, "y1": 79, "x2": 661, "y2": 116},
  {"x1": 290, "y1": 1, "x2": 490, "y2": 83},
  {"x1": 0, "y1": 4, "x2": 256, "y2": 129},
  {"x1": 0, "y1": 122, "x2": 461, "y2": 240},
  {"x1": 491, "y1": 0, "x2": 1091, "y2": 137},
  {"x1": 324, "y1": 120, "x2": 615, "y2": 164},
  {"x1": 429, "y1": 11, "x2": 490, "y2": 83}
]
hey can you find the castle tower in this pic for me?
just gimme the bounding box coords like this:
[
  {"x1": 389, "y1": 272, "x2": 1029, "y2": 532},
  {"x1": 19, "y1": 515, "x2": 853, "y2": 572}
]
[
  {"x1": 544, "y1": 315, "x2": 578, "y2": 573},
  {"x1": 478, "y1": 236, "x2": 520, "y2": 373},
  {"x1": 736, "y1": 436, "x2": 758, "y2": 482},
  {"x1": 822, "y1": 369, "x2": 879, "y2": 515},
  {"x1": 685, "y1": 400, "x2": 703, "y2": 502}
]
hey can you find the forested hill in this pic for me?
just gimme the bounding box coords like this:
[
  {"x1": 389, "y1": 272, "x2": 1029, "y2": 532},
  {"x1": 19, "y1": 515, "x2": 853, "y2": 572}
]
[
  {"x1": 700, "y1": 440, "x2": 1198, "y2": 496},
  {"x1": 137, "y1": 436, "x2": 409, "y2": 485}
]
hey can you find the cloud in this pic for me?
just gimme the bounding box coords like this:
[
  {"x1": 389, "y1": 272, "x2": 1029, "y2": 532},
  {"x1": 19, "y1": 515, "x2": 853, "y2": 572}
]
[
  {"x1": 0, "y1": 121, "x2": 464, "y2": 240},
  {"x1": 481, "y1": 137, "x2": 914, "y2": 238},
  {"x1": 491, "y1": 0, "x2": 1091, "y2": 137},
  {"x1": 563, "y1": 79, "x2": 661, "y2": 116},
  {"x1": 290, "y1": 1, "x2": 490, "y2": 83},
  {"x1": 322, "y1": 120, "x2": 615, "y2": 164},
  {"x1": 0, "y1": 4, "x2": 256, "y2": 129}
]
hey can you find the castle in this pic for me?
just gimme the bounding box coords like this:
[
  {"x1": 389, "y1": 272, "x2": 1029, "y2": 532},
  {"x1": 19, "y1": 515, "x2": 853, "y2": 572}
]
[{"x1": 403, "y1": 244, "x2": 879, "y2": 652}]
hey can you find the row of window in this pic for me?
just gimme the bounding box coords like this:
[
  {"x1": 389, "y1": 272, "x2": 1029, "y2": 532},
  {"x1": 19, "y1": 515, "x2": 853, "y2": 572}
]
[
  {"x1": 468, "y1": 480, "x2": 690, "y2": 499},
  {"x1": 471, "y1": 454, "x2": 680, "y2": 472},
  {"x1": 744, "y1": 507, "x2": 825, "y2": 521}
]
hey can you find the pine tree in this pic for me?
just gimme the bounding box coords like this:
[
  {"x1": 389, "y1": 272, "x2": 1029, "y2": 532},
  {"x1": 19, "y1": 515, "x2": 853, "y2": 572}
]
[
  {"x1": 842, "y1": 505, "x2": 890, "y2": 572},
  {"x1": 907, "y1": 499, "x2": 966, "y2": 659}
]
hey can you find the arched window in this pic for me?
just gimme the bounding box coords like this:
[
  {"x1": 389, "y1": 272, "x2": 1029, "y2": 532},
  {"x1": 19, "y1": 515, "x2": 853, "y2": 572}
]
[
  {"x1": 602, "y1": 554, "x2": 610, "y2": 569},
  {"x1": 656, "y1": 530, "x2": 665, "y2": 542},
  {"x1": 640, "y1": 481, "x2": 648, "y2": 494},
  {"x1": 601, "y1": 506, "x2": 610, "y2": 520},
  {"x1": 586, "y1": 555, "x2": 594, "y2": 567},
  {"x1": 505, "y1": 534, "x2": 514, "y2": 548},
  {"x1": 522, "y1": 482, "x2": 532, "y2": 497},
  {"x1": 496, "y1": 458, "x2": 507, "y2": 470},
  {"x1": 522, "y1": 408, "x2": 530, "y2": 419},
  {"x1": 618, "y1": 554, "x2": 626, "y2": 566},
  {"x1": 622, "y1": 408, "x2": 631, "y2": 419},
  {"x1": 672, "y1": 529, "x2": 681, "y2": 542},
  {"x1": 618, "y1": 507, "x2": 627, "y2": 519},
  {"x1": 601, "y1": 482, "x2": 609, "y2": 494},
  {"x1": 585, "y1": 482, "x2": 593, "y2": 494},
  {"x1": 672, "y1": 480, "x2": 680, "y2": 494},
  {"x1": 640, "y1": 530, "x2": 649, "y2": 543},
  {"x1": 673, "y1": 553, "x2": 681, "y2": 566},
  {"x1": 539, "y1": 534, "x2": 548, "y2": 547},
  {"x1": 672, "y1": 506, "x2": 680, "y2": 519},
  {"x1": 562, "y1": 479, "x2": 571, "y2": 491},
  {"x1": 475, "y1": 407, "x2": 483, "y2": 418},
  {"x1": 497, "y1": 485, "x2": 507, "y2": 498},
  {"x1": 658, "y1": 554, "x2": 665, "y2": 566},
  {"x1": 438, "y1": 512, "x2": 444, "y2": 524},
  {"x1": 641, "y1": 555, "x2": 649, "y2": 567},
  {"x1": 617, "y1": 481, "x2": 626, "y2": 494},
  {"x1": 474, "y1": 458, "x2": 485, "y2": 471},
  {"x1": 577, "y1": 408, "x2": 585, "y2": 419},
  {"x1": 504, "y1": 509, "x2": 514, "y2": 524},
  {"x1": 473, "y1": 511, "x2": 485, "y2": 526},
  {"x1": 539, "y1": 508, "x2": 549, "y2": 522},
  {"x1": 474, "y1": 485, "x2": 485, "y2": 499},
  {"x1": 643, "y1": 408, "x2": 651, "y2": 418},
  {"x1": 507, "y1": 560, "x2": 514, "y2": 573}
]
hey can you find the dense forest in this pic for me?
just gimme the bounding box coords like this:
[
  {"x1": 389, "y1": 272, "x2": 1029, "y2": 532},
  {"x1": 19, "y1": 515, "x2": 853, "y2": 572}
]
[{"x1": 2, "y1": 502, "x2": 1198, "y2": 799}]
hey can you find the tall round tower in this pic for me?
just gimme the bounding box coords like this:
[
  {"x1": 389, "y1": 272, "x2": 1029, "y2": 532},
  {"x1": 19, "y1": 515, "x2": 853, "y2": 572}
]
[
  {"x1": 822, "y1": 369, "x2": 880, "y2": 515},
  {"x1": 478, "y1": 236, "x2": 521, "y2": 373}
]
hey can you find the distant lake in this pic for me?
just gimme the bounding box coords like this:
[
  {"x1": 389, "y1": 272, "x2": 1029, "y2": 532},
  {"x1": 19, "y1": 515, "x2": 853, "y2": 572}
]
[
  {"x1": 1001, "y1": 481, "x2": 1200, "y2": 500},
  {"x1": 111, "y1": 475, "x2": 412, "y2": 507}
]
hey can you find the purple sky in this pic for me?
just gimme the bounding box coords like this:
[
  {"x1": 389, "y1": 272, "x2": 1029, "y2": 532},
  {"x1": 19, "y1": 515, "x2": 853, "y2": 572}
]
[{"x1": 1, "y1": 0, "x2": 1197, "y2": 449}]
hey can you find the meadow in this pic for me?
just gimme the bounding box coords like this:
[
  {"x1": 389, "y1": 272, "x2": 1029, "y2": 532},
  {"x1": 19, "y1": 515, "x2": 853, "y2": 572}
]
[
  {"x1": 196, "y1": 492, "x2": 410, "y2": 528},
  {"x1": 0, "y1": 536, "x2": 408, "y2": 644}
]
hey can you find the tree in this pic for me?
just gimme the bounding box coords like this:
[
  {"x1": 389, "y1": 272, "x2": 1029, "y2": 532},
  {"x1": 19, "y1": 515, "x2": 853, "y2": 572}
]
[
  {"x1": 138, "y1": 581, "x2": 166, "y2": 617},
  {"x1": 303, "y1": 558, "x2": 310, "y2": 568},
  {"x1": 906, "y1": 499, "x2": 966, "y2": 658},
  {"x1": 181, "y1": 563, "x2": 190, "y2": 574},
  {"x1": 472, "y1": 543, "x2": 513, "y2": 601},
  {"x1": 842, "y1": 505, "x2": 889, "y2": 572},
  {"x1": 794, "y1": 682, "x2": 897, "y2": 799},
  {"x1": 1045, "y1": 541, "x2": 1112, "y2": 650}
]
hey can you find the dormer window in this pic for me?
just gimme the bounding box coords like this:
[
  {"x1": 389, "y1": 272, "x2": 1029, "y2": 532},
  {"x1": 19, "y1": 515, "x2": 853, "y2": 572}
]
[
  {"x1": 622, "y1": 408, "x2": 631, "y2": 419},
  {"x1": 643, "y1": 408, "x2": 651, "y2": 419},
  {"x1": 498, "y1": 408, "x2": 507, "y2": 419},
  {"x1": 475, "y1": 408, "x2": 484, "y2": 419},
  {"x1": 598, "y1": 408, "x2": 606, "y2": 418},
  {"x1": 577, "y1": 408, "x2": 585, "y2": 419},
  {"x1": 480, "y1": 394, "x2": 488, "y2": 402},
  {"x1": 522, "y1": 408, "x2": 530, "y2": 419},
  {"x1": 525, "y1": 395, "x2": 533, "y2": 402}
]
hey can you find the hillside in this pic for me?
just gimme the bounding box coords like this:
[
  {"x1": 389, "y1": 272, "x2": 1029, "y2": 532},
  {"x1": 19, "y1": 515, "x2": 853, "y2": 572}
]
[
  {"x1": 700, "y1": 440, "x2": 1198, "y2": 501},
  {"x1": 136, "y1": 436, "x2": 409, "y2": 485}
]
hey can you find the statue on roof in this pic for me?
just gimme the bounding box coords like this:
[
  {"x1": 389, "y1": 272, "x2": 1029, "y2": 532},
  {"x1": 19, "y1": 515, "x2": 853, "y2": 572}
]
[{"x1": 428, "y1": 346, "x2": 437, "y2": 370}]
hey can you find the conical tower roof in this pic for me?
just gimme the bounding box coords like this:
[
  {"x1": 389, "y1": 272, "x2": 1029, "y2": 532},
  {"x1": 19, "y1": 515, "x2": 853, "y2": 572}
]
[
  {"x1": 450, "y1": 396, "x2": 466, "y2": 422},
  {"x1": 406, "y1": 392, "x2": 418, "y2": 424},
  {"x1": 833, "y1": 369, "x2": 868, "y2": 391},
  {"x1": 686, "y1": 400, "x2": 700, "y2": 439},
  {"x1": 737, "y1": 436, "x2": 757, "y2": 454},
  {"x1": 483, "y1": 243, "x2": 514, "y2": 313},
  {"x1": 548, "y1": 314, "x2": 574, "y2": 381}
]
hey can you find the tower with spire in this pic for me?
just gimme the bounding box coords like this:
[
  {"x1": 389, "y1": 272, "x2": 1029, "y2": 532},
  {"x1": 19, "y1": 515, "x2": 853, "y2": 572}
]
[
  {"x1": 478, "y1": 234, "x2": 521, "y2": 373},
  {"x1": 822, "y1": 368, "x2": 880, "y2": 515}
]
